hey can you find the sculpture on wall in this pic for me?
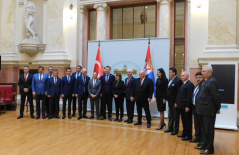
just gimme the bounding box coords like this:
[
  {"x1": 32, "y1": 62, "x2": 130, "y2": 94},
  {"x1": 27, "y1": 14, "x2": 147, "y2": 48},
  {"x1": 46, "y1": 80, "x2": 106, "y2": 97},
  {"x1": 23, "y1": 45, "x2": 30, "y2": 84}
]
[
  {"x1": 18, "y1": 0, "x2": 46, "y2": 57},
  {"x1": 24, "y1": 0, "x2": 36, "y2": 40}
]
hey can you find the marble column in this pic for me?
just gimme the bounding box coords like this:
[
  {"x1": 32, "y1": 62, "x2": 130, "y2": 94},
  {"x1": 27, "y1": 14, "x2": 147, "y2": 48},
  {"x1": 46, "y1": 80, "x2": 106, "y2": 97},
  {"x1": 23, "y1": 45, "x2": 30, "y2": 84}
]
[
  {"x1": 157, "y1": 0, "x2": 172, "y2": 38},
  {"x1": 43, "y1": 0, "x2": 48, "y2": 44},
  {"x1": 77, "y1": 5, "x2": 87, "y2": 66},
  {"x1": 16, "y1": 1, "x2": 24, "y2": 45},
  {"x1": 94, "y1": 3, "x2": 108, "y2": 41}
]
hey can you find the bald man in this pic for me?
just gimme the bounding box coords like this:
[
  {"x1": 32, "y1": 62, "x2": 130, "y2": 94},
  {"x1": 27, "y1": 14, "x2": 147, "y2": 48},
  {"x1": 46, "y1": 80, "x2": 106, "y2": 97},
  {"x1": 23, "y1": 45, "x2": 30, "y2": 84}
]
[{"x1": 131, "y1": 71, "x2": 154, "y2": 128}]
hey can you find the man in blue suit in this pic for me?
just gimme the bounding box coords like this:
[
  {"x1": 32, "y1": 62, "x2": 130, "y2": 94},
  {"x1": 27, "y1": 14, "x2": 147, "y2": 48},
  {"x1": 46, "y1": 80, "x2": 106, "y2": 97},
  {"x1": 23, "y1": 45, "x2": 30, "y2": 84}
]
[
  {"x1": 75, "y1": 68, "x2": 90, "y2": 120},
  {"x1": 47, "y1": 69, "x2": 62, "y2": 119},
  {"x1": 71, "y1": 65, "x2": 82, "y2": 117},
  {"x1": 32, "y1": 66, "x2": 48, "y2": 119},
  {"x1": 46, "y1": 66, "x2": 53, "y2": 117},
  {"x1": 100, "y1": 66, "x2": 115, "y2": 121},
  {"x1": 124, "y1": 69, "x2": 135, "y2": 124},
  {"x1": 61, "y1": 68, "x2": 74, "y2": 119}
]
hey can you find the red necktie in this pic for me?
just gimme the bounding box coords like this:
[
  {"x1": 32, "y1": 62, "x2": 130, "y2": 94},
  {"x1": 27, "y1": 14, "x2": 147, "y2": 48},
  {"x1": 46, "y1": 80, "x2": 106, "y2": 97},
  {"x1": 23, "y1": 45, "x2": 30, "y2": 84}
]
[
  {"x1": 25, "y1": 74, "x2": 27, "y2": 82},
  {"x1": 55, "y1": 78, "x2": 57, "y2": 86},
  {"x1": 180, "y1": 83, "x2": 184, "y2": 89},
  {"x1": 126, "y1": 78, "x2": 130, "y2": 86},
  {"x1": 106, "y1": 75, "x2": 108, "y2": 83},
  {"x1": 140, "y1": 79, "x2": 143, "y2": 86}
]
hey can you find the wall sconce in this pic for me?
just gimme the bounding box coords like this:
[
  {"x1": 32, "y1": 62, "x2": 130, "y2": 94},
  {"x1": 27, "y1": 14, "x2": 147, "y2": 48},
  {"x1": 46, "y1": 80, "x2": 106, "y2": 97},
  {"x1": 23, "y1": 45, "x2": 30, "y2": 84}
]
[
  {"x1": 197, "y1": 3, "x2": 202, "y2": 8},
  {"x1": 69, "y1": 4, "x2": 73, "y2": 19}
]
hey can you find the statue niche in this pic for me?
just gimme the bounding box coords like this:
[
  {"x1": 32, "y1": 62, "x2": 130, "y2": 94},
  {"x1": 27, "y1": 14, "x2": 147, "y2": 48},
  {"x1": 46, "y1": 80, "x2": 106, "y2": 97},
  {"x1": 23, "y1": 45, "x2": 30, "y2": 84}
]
[{"x1": 18, "y1": 0, "x2": 45, "y2": 57}]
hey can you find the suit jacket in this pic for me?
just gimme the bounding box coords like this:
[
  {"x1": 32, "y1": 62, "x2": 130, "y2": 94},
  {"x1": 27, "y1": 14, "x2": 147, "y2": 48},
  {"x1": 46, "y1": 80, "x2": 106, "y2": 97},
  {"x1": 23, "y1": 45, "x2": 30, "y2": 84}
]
[
  {"x1": 32, "y1": 73, "x2": 48, "y2": 95},
  {"x1": 167, "y1": 76, "x2": 182, "y2": 103},
  {"x1": 72, "y1": 72, "x2": 82, "y2": 80},
  {"x1": 47, "y1": 77, "x2": 62, "y2": 97},
  {"x1": 156, "y1": 77, "x2": 168, "y2": 100},
  {"x1": 18, "y1": 74, "x2": 33, "y2": 94},
  {"x1": 131, "y1": 77, "x2": 154, "y2": 102},
  {"x1": 100, "y1": 74, "x2": 115, "y2": 95},
  {"x1": 175, "y1": 80, "x2": 194, "y2": 110},
  {"x1": 196, "y1": 76, "x2": 221, "y2": 116},
  {"x1": 124, "y1": 76, "x2": 135, "y2": 99},
  {"x1": 88, "y1": 79, "x2": 101, "y2": 97},
  {"x1": 61, "y1": 75, "x2": 74, "y2": 95},
  {"x1": 75, "y1": 74, "x2": 90, "y2": 95},
  {"x1": 112, "y1": 80, "x2": 125, "y2": 98}
]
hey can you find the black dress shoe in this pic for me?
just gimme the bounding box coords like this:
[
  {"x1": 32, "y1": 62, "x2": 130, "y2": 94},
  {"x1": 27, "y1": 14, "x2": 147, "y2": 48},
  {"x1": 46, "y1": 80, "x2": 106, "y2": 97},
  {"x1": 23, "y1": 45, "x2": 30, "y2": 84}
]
[
  {"x1": 36, "y1": 116, "x2": 40, "y2": 119},
  {"x1": 124, "y1": 119, "x2": 129, "y2": 122},
  {"x1": 62, "y1": 116, "x2": 66, "y2": 119},
  {"x1": 31, "y1": 115, "x2": 35, "y2": 118},
  {"x1": 68, "y1": 115, "x2": 72, "y2": 119},
  {"x1": 83, "y1": 115, "x2": 88, "y2": 118},
  {"x1": 48, "y1": 116, "x2": 52, "y2": 119},
  {"x1": 164, "y1": 129, "x2": 173, "y2": 133},
  {"x1": 114, "y1": 118, "x2": 119, "y2": 121},
  {"x1": 118, "y1": 118, "x2": 122, "y2": 122},
  {"x1": 56, "y1": 116, "x2": 60, "y2": 119},
  {"x1": 134, "y1": 122, "x2": 142, "y2": 125},
  {"x1": 182, "y1": 136, "x2": 192, "y2": 141},
  {"x1": 177, "y1": 134, "x2": 184, "y2": 137},
  {"x1": 100, "y1": 116, "x2": 106, "y2": 120},
  {"x1": 89, "y1": 116, "x2": 94, "y2": 119},
  {"x1": 147, "y1": 123, "x2": 151, "y2": 128},
  {"x1": 127, "y1": 120, "x2": 133, "y2": 124},
  {"x1": 189, "y1": 138, "x2": 201, "y2": 143},
  {"x1": 17, "y1": 115, "x2": 23, "y2": 119},
  {"x1": 108, "y1": 117, "x2": 112, "y2": 121},
  {"x1": 200, "y1": 149, "x2": 214, "y2": 154},
  {"x1": 171, "y1": 131, "x2": 178, "y2": 135},
  {"x1": 156, "y1": 123, "x2": 166, "y2": 130},
  {"x1": 195, "y1": 145, "x2": 206, "y2": 150},
  {"x1": 42, "y1": 116, "x2": 46, "y2": 119},
  {"x1": 72, "y1": 113, "x2": 75, "y2": 117},
  {"x1": 77, "y1": 116, "x2": 82, "y2": 120}
]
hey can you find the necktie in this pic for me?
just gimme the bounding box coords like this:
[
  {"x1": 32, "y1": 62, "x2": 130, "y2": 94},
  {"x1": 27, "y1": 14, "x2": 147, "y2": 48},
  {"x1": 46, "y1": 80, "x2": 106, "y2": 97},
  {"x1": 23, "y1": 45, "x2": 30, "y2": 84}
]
[
  {"x1": 140, "y1": 79, "x2": 143, "y2": 86},
  {"x1": 25, "y1": 74, "x2": 27, "y2": 82},
  {"x1": 192, "y1": 86, "x2": 199, "y2": 105},
  {"x1": 84, "y1": 76, "x2": 86, "y2": 84},
  {"x1": 106, "y1": 75, "x2": 108, "y2": 83},
  {"x1": 55, "y1": 78, "x2": 57, "y2": 86},
  {"x1": 180, "y1": 83, "x2": 185, "y2": 89},
  {"x1": 68, "y1": 76, "x2": 70, "y2": 83},
  {"x1": 93, "y1": 79, "x2": 95, "y2": 87},
  {"x1": 126, "y1": 78, "x2": 130, "y2": 86},
  {"x1": 40, "y1": 74, "x2": 42, "y2": 82}
]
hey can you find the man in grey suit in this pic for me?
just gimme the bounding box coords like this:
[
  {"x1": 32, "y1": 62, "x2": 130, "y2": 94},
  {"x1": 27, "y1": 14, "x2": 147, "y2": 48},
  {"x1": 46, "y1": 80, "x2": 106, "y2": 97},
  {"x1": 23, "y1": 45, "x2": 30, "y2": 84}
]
[
  {"x1": 196, "y1": 65, "x2": 221, "y2": 154},
  {"x1": 88, "y1": 72, "x2": 101, "y2": 119}
]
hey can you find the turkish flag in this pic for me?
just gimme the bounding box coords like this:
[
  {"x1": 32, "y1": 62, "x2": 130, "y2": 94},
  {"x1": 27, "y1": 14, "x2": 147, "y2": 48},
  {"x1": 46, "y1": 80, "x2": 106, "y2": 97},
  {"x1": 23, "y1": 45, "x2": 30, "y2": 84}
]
[{"x1": 94, "y1": 45, "x2": 103, "y2": 79}]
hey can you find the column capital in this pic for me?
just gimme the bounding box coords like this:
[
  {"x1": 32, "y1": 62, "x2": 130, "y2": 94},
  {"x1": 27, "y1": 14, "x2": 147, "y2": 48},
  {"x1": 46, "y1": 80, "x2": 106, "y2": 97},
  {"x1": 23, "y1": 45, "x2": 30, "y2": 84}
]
[
  {"x1": 156, "y1": 0, "x2": 172, "y2": 4},
  {"x1": 19, "y1": 0, "x2": 24, "y2": 6},
  {"x1": 79, "y1": 5, "x2": 86, "y2": 13},
  {"x1": 93, "y1": 3, "x2": 107, "y2": 10},
  {"x1": 43, "y1": 0, "x2": 48, "y2": 4}
]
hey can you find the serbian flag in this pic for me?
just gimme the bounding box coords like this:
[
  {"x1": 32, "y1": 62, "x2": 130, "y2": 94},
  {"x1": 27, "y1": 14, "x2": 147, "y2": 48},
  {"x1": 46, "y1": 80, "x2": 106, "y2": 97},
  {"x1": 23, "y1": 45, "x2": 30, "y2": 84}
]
[
  {"x1": 144, "y1": 42, "x2": 156, "y2": 99},
  {"x1": 94, "y1": 45, "x2": 103, "y2": 79}
]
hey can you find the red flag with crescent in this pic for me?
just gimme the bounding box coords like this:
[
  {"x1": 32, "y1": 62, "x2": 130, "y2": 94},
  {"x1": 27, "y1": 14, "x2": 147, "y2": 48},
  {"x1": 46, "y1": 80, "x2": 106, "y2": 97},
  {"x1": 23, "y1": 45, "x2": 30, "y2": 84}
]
[{"x1": 94, "y1": 45, "x2": 103, "y2": 79}]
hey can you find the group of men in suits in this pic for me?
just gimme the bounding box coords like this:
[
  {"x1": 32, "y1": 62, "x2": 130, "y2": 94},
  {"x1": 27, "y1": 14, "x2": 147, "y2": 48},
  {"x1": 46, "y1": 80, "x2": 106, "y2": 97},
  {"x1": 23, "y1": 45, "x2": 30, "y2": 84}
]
[{"x1": 163, "y1": 67, "x2": 220, "y2": 154}]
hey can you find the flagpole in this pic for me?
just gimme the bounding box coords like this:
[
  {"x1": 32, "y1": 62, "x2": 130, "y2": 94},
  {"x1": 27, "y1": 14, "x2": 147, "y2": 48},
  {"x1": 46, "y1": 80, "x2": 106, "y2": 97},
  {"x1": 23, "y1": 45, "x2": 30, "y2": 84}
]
[
  {"x1": 148, "y1": 37, "x2": 150, "y2": 44},
  {"x1": 98, "y1": 40, "x2": 100, "y2": 47}
]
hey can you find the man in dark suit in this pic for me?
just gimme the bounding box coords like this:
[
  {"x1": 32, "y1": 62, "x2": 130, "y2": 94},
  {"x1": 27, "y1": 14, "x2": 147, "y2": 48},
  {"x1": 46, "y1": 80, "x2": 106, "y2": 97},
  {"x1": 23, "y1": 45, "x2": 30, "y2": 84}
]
[
  {"x1": 131, "y1": 70, "x2": 154, "y2": 128},
  {"x1": 190, "y1": 72, "x2": 203, "y2": 143},
  {"x1": 175, "y1": 71, "x2": 194, "y2": 141},
  {"x1": 75, "y1": 68, "x2": 90, "y2": 120},
  {"x1": 100, "y1": 66, "x2": 115, "y2": 121},
  {"x1": 124, "y1": 69, "x2": 135, "y2": 124},
  {"x1": 47, "y1": 69, "x2": 62, "y2": 119},
  {"x1": 71, "y1": 65, "x2": 82, "y2": 117},
  {"x1": 88, "y1": 72, "x2": 101, "y2": 119},
  {"x1": 61, "y1": 68, "x2": 74, "y2": 119},
  {"x1": 17, "y1": 66, "x2": 34, "y2": 119},
  {"x1": 32, "y1": 66, "x2": 48, "y2": 119},
  {"x1": 196, "y1": 65, "x2": 221, "y2": 154},
  {"x1": 46, "y1": 66, "x2": 53, "y2": 117},
  {"x1": 164, "y1": 67, "x2": 182, "y2": 134}
]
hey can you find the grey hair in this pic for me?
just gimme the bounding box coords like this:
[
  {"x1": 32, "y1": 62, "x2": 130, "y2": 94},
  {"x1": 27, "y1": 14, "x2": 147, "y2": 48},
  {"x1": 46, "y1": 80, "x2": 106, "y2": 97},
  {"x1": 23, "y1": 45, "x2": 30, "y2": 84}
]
[
  {"x1": 202, "y1": 65, "x2": 213, "y2": 72},
  {"x1": 181, "y1": 71, "x2": 189, "y2": 76},
  {"x1": 127, "y1": 69, "x2": 133, "y2": 72}
]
